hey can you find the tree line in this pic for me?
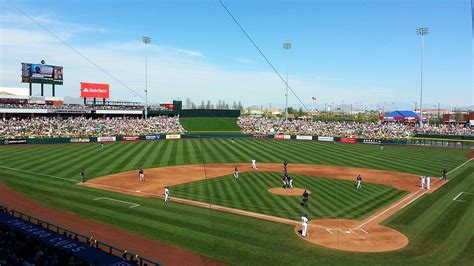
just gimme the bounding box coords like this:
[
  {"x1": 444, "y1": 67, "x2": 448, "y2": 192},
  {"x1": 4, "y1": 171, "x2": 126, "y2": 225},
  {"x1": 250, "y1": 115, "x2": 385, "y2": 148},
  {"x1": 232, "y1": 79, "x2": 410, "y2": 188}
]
[{"x1": 183, "y1": 98, "x2": 245, "y2": 111}]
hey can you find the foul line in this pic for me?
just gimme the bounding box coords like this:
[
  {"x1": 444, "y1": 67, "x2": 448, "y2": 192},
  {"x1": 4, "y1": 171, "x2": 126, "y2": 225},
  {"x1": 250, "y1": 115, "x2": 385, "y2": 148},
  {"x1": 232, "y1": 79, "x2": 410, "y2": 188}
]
[
  {"x1": 94, "y1": 197, "x2": 140, "y2": 208},
  {"x1": 355, "y1": 158, "x2": 473, "y2": 229},
  {"x1": 0, "y1": 165, "x2": 76, "y2": 183}
]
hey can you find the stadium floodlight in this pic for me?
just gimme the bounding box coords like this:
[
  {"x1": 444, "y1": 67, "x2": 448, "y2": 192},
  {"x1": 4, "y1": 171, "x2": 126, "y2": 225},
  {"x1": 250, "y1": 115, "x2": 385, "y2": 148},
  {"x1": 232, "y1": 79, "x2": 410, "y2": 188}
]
[
  {"x1": 143, "y1": 36, "x2": 151, "y2": 119},
  {"x1": 416, "y1": 27, "x2": 428, "y2": 127},
  {"x1": 283, "y1": 42, "x2": 292, "y2": 122}
]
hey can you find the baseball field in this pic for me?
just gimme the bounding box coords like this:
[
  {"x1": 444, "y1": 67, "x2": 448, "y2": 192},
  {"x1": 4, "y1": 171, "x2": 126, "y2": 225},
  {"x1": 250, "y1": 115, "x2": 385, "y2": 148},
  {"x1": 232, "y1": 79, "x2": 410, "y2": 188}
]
[{"x1": 0, "y1": 139, "x2": 472, "y2": 265}]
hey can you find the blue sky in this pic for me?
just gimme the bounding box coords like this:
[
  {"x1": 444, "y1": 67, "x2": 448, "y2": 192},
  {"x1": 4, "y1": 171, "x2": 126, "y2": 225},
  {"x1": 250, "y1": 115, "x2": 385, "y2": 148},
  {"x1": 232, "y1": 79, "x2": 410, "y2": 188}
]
[{"x1": 0, "y1": 0, "x2": 471, "y2": 109}]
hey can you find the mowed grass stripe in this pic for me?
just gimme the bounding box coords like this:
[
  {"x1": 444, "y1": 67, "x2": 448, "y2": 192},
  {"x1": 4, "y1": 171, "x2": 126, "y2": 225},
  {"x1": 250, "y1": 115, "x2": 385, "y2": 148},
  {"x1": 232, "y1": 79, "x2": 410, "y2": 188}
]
[
  {"x1": 125, "y1": 141, "x2": 158, "y2": 169},
  {"x1": 69, "y1": 142, "x2": 138, "y2": 178}
]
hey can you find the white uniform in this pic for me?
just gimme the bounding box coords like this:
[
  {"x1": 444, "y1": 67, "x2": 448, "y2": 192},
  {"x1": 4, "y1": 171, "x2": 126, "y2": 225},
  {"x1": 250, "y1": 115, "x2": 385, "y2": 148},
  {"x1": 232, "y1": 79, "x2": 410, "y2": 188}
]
[
  {"x1": 139, "y1": 173, "x2": 145, "y2": 182},
  {"x1": 164, "y1": 188, "x2": 170, "y2": 202},
  {"x1": 251, "y1": 160, "x2": 257, "y2": 169},
  {"x1": 426, "y1": 176, "x2": 430, "y2": 190},
  {"x1": 289, "y1": 178, "x2": 293, "y2": 188},
  {"x1": 301, "y1": 216, "x2": 309, "y2": 237},
  {"x1": 420, "y1": 176, "x2": 425, "y2": 189}
]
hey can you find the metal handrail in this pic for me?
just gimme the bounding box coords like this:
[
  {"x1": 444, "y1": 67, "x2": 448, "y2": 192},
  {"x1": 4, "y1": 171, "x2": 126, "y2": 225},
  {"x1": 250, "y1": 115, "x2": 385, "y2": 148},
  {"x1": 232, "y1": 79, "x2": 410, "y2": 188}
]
[{"x1": 2, "y1": 207, "x2": 161, "y2": 266}]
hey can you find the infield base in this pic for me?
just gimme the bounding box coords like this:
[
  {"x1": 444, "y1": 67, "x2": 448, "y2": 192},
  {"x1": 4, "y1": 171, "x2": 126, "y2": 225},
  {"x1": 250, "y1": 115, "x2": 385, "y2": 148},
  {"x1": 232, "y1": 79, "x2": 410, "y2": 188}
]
[{"x1": 295, "y1": 219, "x2": 408, "y2": 252}]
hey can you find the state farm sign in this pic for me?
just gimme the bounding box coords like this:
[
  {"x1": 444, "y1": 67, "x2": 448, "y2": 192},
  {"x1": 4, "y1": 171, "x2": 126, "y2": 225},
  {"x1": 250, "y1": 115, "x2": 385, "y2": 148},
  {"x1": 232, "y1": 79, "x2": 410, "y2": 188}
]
[{"x1": 80, "y1": 82, "x2": 110, "y2": 98}]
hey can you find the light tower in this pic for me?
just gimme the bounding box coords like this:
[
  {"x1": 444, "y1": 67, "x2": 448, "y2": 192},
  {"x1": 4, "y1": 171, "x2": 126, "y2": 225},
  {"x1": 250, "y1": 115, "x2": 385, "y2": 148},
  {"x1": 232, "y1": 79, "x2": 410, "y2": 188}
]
[
  {"x1": 416, "y1": 27, "x2": 428, "y2": 126},
  {"x1": 142, "y1": 36, "x2": 151, "y2": 119},
  {"x1": 283, "y1": 42, "x2": 292, "y2": 122}
]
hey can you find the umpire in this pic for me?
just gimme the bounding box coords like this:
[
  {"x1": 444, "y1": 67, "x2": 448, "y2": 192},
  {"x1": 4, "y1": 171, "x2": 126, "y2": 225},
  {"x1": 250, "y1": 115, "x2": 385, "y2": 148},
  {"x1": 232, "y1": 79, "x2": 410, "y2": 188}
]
[
  {"x1": 302, "y1": 190, "x2": 309, "y2": 207},
  {"x1": 80, "y1": 171, "x2": 85, "y2": 183},
  {"x1": 442, "y1": 169, "x2": 448, "y2": 181}
]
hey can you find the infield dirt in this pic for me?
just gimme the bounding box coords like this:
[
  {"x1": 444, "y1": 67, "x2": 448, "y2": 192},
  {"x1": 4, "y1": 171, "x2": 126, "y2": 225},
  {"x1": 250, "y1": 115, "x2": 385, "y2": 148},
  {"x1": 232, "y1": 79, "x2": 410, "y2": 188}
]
[{"x1": 83, "y1": 163, "x2": 448, "y2": 252}]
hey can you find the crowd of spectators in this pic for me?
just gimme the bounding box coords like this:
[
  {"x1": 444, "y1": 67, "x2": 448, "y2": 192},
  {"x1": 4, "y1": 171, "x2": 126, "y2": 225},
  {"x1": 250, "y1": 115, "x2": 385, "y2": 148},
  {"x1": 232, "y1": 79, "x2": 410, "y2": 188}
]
[
  {"x1": 0, "y1": 223, "x2": 87, "y2": 266},
  {"x1": 0, "y1": 103, "x2": 143, "y2": 111},
  {"x1": 237, "y1": 116, "x2": 472, "y2": 138},
  {"x1": 0, "y1": 116, "x2": 185, "y2": 138}
]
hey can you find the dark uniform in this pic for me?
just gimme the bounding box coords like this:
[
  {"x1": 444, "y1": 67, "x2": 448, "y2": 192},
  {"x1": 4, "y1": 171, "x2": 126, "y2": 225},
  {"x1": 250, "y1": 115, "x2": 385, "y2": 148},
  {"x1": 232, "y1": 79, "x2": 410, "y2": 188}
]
[
  {"x1": 442, "y1": 169, "x2": 448, "y2": 181},
  {"x1": 302, "y1": 190, "x2": 309, "y2": 207},
  {"x1": 80, "y1": 171, "x2": 85, "y2": 183}
]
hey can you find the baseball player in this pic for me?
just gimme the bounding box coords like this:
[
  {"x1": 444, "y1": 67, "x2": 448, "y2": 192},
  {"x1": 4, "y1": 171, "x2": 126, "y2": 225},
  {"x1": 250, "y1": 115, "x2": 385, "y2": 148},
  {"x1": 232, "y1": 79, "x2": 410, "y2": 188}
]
[
  {"x1": 442, "y1": 169, "x2": 448, "y2": 181},
  {"x1": 420, "y1": 175, "x2": 425, "y2": 189},
  {"x1": 282, "y1": 174, "x2": 287, "y2": 188},
  {"x1": 301, "y1": 213, "x2": 309, "y2": 237},
  {"x1": 380, "y1": 143, "x2": 384, "y2": 150},
  {"x1": 283, "y1": 161, "x2": 288, "y2": 174},
  {"x1": 355, "y1": 175, "x2": 362, "y2": 189},
  {"x1": 426, "y1": 176, "x2": 431, "y2": 190},
  {"x1": 163, "y1": 187, "x2": 170, "y2": 202},
  {"x1": 251, "y1": 159, "x2": 257, "y2": 169},
  {"x1": 80, "y1": 171, "x2": 85, "y2": 183},
  {"x1": 288, "y1": 175, "x2": 293, "y2": 189},
  {"x1": 302, "y1": 190, "x2": 309, "y2": 207},
  {"x1": 99, "y1": 142, "x2": 104, "y2": 150},
  {"x1": 139, "y1": 169, "x2": 145, "y2": 182},
  {"x1": 233, "y1": 165, "x2": 239, "y2": 179}
]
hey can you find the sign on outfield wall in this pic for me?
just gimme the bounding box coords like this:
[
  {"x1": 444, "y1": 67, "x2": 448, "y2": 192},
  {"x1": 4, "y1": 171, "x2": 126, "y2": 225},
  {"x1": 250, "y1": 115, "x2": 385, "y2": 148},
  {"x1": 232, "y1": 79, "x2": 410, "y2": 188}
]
[
  {"x1": 317, "y1": 136, "x2": 334, "y2": 142},
  {"x1": 70, "y1": 138, "x2": 90, "y2": 143},
  {"x1": 340, "y1": 137, "x2": 357, "y2": 143},
  {"x1": 2, "y1": 139, "x2": 27, "y2": 145},
  {"x1": 274, "y1": 134, "x2": 291, "y2": 140},
  {"x1": 253, "y1": 134, "x2": 268, "y2": 139},
  {"x1": 166, "y1": 134, "x2": 181, "y2": 139},
  {"x1": 145, "y1": 135, "x2": 161, "y2": 140},
  {"x1": 363, "y1": 139, "x2": 381, "y2": 144},
  {"x1": 97, "y1": 136, "x2": 116, "y2": 142},
  {"x1": 296, "y1": 135, "x2": 313, "y2": 140},
  {"x1": 122, "y1": 136, "x2": 139, "y2": 141}
]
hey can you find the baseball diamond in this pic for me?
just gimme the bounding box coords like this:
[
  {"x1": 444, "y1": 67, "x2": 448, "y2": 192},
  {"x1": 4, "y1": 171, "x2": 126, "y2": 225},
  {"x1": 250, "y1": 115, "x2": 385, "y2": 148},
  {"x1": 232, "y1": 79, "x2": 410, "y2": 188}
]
[
  {"x1": 0, "y1": 138, "x2": 473, "y2": 264},
  {"x1": 1, "y1": 2, "x2": 473, "y2": 264}
]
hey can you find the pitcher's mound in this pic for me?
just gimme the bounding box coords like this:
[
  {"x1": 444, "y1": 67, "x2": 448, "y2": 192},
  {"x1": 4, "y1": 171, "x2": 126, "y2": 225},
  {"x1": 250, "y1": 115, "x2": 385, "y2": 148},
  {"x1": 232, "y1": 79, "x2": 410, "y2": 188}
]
[
  {"x1": 268, "y1": 188, "x2": 309, "y2": 196},
  {"x1": 294, "y1": 219, "x2": 408, "y2": 252}
]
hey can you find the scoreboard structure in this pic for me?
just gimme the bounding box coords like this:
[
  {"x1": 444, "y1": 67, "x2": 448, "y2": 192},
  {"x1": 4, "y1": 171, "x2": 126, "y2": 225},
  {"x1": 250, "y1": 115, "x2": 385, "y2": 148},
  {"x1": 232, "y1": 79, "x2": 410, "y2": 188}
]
[{"x1": 21, "y1": 62, "x2": 63, "y2": 97}]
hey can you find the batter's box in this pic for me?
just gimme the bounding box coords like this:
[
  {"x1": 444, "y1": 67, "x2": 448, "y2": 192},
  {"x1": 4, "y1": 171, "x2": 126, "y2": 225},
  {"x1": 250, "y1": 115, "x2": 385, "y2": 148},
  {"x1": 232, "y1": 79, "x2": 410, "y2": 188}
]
[{"x1": 452, "y1": 192, "x2": 473, "y2": 203}]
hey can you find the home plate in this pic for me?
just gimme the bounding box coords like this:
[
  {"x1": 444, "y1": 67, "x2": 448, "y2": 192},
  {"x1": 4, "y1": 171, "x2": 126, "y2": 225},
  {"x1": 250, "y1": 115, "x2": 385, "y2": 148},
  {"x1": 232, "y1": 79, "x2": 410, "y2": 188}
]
[{"x1": 136, "y1": 190, "x2": 141, "y2": 192}]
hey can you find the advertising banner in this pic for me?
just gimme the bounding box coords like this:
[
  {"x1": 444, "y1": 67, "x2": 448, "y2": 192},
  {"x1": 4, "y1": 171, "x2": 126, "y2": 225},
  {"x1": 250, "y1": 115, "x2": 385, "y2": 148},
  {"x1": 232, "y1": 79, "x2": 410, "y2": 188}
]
[
  {"x1": 363, "y1": 139, "x2": 381, "y2": 144},
  {"x1": 122, "y1": 136, "x2": 139, "y2": 141},
  {"x1": 317, "y1": 136, "x2": 334, "y2": 142},
  {"x1": 80, "y1": 82, "x2": 110, "y2": 98},
  {"x1": 340, "y1": 137, "x2": 357, "y2": 143},
  {"x1": 253, "y1": 134, "x2": 268, "y2": 139},
  {"x1": 145, "y1": 135, "x2": 161, "y2": 140},
  {"x1": 274, "y1": 134, "x2": 291, "y2": 140},
  {"x1": 296, "y1": 135, "x2": 313, "y2": 140},
  {"x1": 70, "y1": 138, "x2": 90, "y2": 143},
  {"x1": 3, "y1": 139, "x2": 27, "y2": 145},
  {"x1": 97, "y1": 136, "x2": 116, "y2": 142},
  {"x1": 166, "y1": 134, "x2": 181, "y2": 139}
]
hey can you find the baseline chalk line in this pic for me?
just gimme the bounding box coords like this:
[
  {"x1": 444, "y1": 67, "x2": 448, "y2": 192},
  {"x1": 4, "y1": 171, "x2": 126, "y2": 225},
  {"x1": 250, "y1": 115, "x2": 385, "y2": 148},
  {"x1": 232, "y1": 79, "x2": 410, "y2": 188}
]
[
  {"x1": 0, "y1": 165, "x2": 75, "y2": 182},
  {"x1": 94, "y1": 197, "x2": 140, "y2": 208}
]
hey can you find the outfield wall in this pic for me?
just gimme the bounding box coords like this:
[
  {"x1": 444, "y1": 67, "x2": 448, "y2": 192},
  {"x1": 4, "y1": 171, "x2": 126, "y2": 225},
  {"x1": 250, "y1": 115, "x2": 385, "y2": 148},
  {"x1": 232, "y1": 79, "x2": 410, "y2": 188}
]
[{"x1": 1, "y1": 134, "x2": 472, "y2": 149}]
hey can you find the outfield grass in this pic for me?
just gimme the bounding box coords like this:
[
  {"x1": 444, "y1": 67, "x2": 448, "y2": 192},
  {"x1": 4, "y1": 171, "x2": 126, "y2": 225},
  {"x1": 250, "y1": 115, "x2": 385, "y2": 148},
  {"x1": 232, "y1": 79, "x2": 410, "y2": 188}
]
[
  {"x1": 0, "y1": 139, "x2": 471, "y2": 265},
  {"x1": 179, "y1": 117, "x2": 241, "y2": 132},
  {"x1": 171, "y1": 172, "x2": 407, "y2": 220}
]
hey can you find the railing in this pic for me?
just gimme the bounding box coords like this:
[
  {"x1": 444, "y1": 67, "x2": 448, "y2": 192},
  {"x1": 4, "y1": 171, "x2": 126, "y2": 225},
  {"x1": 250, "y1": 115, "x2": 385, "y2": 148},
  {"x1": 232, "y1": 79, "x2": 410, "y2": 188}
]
[{"x1": 1, "y1": 206, "x2": 161, "y2": 266}]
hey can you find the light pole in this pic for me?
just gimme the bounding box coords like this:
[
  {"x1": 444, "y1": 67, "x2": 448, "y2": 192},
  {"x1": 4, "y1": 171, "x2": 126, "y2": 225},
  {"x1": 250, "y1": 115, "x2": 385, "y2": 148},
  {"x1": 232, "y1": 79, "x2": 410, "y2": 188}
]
[
  {"x1": 142, "y1": 36, "x2": 151, "y2": 119},
  {"x1": 311, "y1": 97, "x2": 316, "y2": 122},
  {"x1": 417, "y1": 27, "x2": 428, "y2": 127},
  {"x1": 283, "y1": 42, "x2": 292, "y2": 122}
]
